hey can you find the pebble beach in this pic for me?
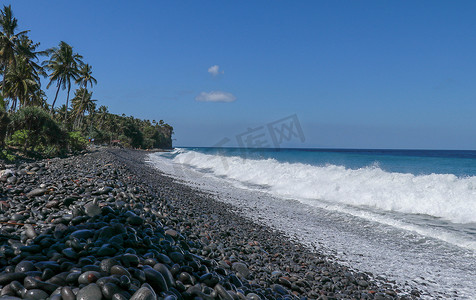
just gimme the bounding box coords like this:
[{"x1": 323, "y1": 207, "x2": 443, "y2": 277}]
[{"x1": 0, "y1": 148, "x2": 421, "y2": 300}]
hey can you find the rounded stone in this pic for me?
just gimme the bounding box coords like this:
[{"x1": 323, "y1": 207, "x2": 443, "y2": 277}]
[
  {"x1": 110, "y1": 265, "x2": 131, "y2": 278},
  {"x1": 61, "y1": 286, "x2": 76, "y2": 300},
  {"x1": 14, "y1": 261, "x2": 35, "y2": 273},
  {"x1": 121, "y1": 253, "x2": 140, "y2": 267},
  {"x1": 272, "y1": 284, "x2": 289, "y2": 295},
  {"x1": 23, "y1": 289, "x2": 49, "y2": 299},
  {"x1": 100, "y1": 258, "x2": 120, "y2": 273},
  {"x1": 97, "y1": 244, "x2": 117, "y2": 257},
  {"x1": 23, "y1": 276, "x2": 59, "y2": 293},
  {"x1": 127, "y1": 215, "x2": 144, "y2": 226},
  {"x1": 84, "y1": 201, "x2": 102, "y2": 217},
  {"x1": 11, "y1": 213, "x2": 25, "y2": 221},
  {"x1": 143, "y1": 266, "x2": 168, "y2": 293},
  {"x1": 177, "y1": 272, "x2": 193, "y2": 285},
  {"x1": 70, "y1": 229, "x2": 94, "y2": 240},
  {"x1": 0, "y1": 273, "x2": 26, "y2": 286},
  {"x1": 101, "y1": 282, "x2": 122, "y2": 299},
  {"x1": 214, "y1": 284, "x2": 233, "y2": 300},
  {"x1": 62, "y1": 248, "x2": 78, "y2": 259},
  {"x1": 129, "y1": 286, "x2": 156, "y2": 300},
  {"x1": 76, "y1": 283, "x2": 103, "y2": 300},
  {"x1": 96, "y1": 276, "x2": 121, "y2": 288},
  {"x1": 156, "y1": 253, "x2": 172, "y2": 265},
  {"x1": 66, "y1": 272, "x2": 81, "y2": 284},
  {"x1": 119, "y1": 275, "x2": 131, "y2": 290},
  {"x1": 232, "y1": 262, "x2": 250, "y2": 279},
  {"x1": 78, "y1": 271, "x2": 101, "y2": 284},
  {"x1": 24, "y1": 224, "x2": 37, "y2": 239},
  {"x1": 153, "y1": 263, "x2": 175, "y2": 288},
  {"x1": 164, "y1": 229, "x2": 178, "y2": 238},
  {"x1": 168, "y1": 252, "x2": 184, "y2": 263}
]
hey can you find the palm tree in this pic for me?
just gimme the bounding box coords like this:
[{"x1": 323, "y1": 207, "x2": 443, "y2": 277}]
[
  {"x1": 75, "y1": 63, "x2": 97, "y2": 111},
  {"x1": 2, "y1": 35, "x2": 47, "y2": 111},
  {"x1": 95, "y1": 105, "x2": 109, "y2": 128},
  {"x1": 30, "y1": 87, "x2": 48, "y2": 109},
  {"x1": 53, "y1": 104, "x2": 69, "y2": 122},
  {"x1": 16, "y1": 35, "x2": 47, "y2": 79},
  {"x1": 3, "y1": 57, "x2": 39, "y2": 110},
  {"x1": 43, "y1": 41, "x2": 83, "y2": 117},
  {"x1": 71, "y1": 87, "x2": 96, "y2": 130},
  {"x1": 0, "y1": 5, "x2": 29, "y2": 100}
]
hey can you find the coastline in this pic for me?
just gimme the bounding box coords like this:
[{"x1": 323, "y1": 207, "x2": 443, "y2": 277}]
[
  {"x1": 115, "y1": 149, "x2": 422, "y2": 299},
  {"x1": 0, "y1": 148, "x2": 420, "y2": 299}
]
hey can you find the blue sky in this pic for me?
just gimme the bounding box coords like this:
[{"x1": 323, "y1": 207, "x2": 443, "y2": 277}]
[{"x1": 7, "y1": 1, "x2": 476, "y2": 149}]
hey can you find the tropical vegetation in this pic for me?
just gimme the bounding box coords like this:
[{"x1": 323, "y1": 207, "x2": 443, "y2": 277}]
[{"x1": 0, "y1": 5, "x2": 173, "y2": 160}]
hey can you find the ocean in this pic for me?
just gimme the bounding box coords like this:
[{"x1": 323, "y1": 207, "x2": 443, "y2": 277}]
[{"x1": 147, "y1": 147, "x2": 476, "y2": 299}]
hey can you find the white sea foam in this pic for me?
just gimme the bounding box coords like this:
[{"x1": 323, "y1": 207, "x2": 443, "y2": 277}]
[{"x1": 171, "y1": 150, "x2": 476, "y2": 224}]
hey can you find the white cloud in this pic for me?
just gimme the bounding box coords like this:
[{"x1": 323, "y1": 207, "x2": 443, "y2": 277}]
[
  {"x1": 208, "y1": 65, "x2": 224, "y2": 76},
  {"x1": 195, "y1": 91, "x2": 236, "y2": 103}
]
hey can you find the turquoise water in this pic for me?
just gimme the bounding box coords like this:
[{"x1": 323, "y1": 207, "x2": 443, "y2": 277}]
[{"x1": 185, "y1": 147, "x2": 476, "y2": 177}]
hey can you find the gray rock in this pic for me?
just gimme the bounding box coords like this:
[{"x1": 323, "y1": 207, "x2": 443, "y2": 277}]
[
  {"x1": 6, "y1": 176, "x2": 17, "y2": 184},
  {"x1": 100, "y1": 258, "x2": 120, "y2": 273},
  {"x1": 14, "y1": 261, "x2": 35, "y2": 273},
  {"x1": 26, "y1": 188, "x2": 47, "y2": 197},
  {"x1": 70, "y1": 229, "x2": 94, "y2": 240},
  {"x1": 101, "y1": 282, "x2": 122, "y2": 299},
  {"x1": 127, "y1": 215, "x2": 144, "y2": 225},
  {"x1": 110, "y1": 265, "x2": 131, "y2": 278},
  {"x1": 63, "y1": 196, "x2": 79, "y2": 206},
  {"x1": 23, "y1": 289, "x2": 49, "y2": 299},
  {"x1": 97, "y1": 244, "x2": 117, "y2": 256},
  {"x1": 84, "y1": 200, "x2": 101, "y2": 217},
  {"x1": 0, "y1": 272, "x2": 26, "y2": 285},
  {"x1": 24, "y1": 224, "x2": 37, "y2": 239},
  {"x1": 76, "y1": 283, "x2": 103, "y2": 300},
  {"x1": 153, "y1": 263, "x2": 175, "y2": 288},
  {"x1": 78, "y1": 271, "x2": 101, "y2": 284},
  {"x1": 214, "y1": 284, "x2": 233, "y2": 300},
  {"x1": 272, "y1": 284, "x2": 289, "y2": 295},
  {"x1": 232, "y1": 262, "x2": 251, "y2": 279},
  {"x1": 62, "y1": 248, "x2": 78, "y2": 259},
  {"x1": 94, "y1": 186, "x2": 113, "y2": 195},
  {"x1": 0, "y1": 296, "x2": 23, "y2": 300},
  {"x1": 357, "y1": 280, "x2": 369, "y2": 287},
  {"x1": 143, "y1": 267, "x2": 168, "y2": 293},
  {"x1": 247, "y1": 293, "x2": 261, "y2": 300},
  {"x1": 129, "y1": 286, "x2": 157, "y2": 300},
  {"x1": 164, "y1": 229, "x2": 178, "y2": 238}
]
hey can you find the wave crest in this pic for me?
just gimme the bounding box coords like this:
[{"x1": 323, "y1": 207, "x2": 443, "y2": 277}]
[{"x1": 173, "y1": 150, "x2": 476, "y2": 224}]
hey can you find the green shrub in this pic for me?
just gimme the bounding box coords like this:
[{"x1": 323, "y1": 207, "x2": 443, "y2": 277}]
[
  {"x1": 40, "y1": 145, "x2": 64, "y2": 158},
  {"x1": 0, "y1": 149, "x2": 16, "y2": 162},
  {"x1": 8, "y1": 106, "x2": 67, "y2": 152},
  {"x1": 122, "y1": 120, "x2": 143, "y2": 148},
  {"x1": 0, "y1": 108, "x2": 9, "y2": 148},
  {"x1": 7, "y1": 129, "x2": 31, "y2": 149},
  {"x1": 118, "y1": 134, "x2": 130, "y2": 148},
  {"x1": 68, "y1": 131, "x2": 87, "y2": 152}
]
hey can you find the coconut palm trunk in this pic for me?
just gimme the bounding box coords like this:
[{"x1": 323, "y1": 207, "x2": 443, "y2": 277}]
[
  {"x1": 51, "y1": 78, "x2": 62, "y2": 113},
  {"x1": 64, "y1": 85, "x2": 71, "y2": 121},
  {"x1": 2, "y1": 67, "x2": 6, "y2": 99}
]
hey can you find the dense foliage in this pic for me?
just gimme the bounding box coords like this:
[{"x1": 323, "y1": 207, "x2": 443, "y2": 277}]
[{"x1": 0, "y1": 5, "x2": 173, "y2": 159}]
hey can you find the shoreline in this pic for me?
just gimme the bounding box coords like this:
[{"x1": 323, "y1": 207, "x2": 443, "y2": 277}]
[
  {"x1": 0, "y1": 148, "x2": 420, "y2": 299},
  {"x1": 117, "y1": 149, "x2": 422, "y2": 299}
]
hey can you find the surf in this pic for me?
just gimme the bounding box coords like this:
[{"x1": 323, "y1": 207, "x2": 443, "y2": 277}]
[{"x1": 171, "y1": 149, "x2": 476, "y2": 225}]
